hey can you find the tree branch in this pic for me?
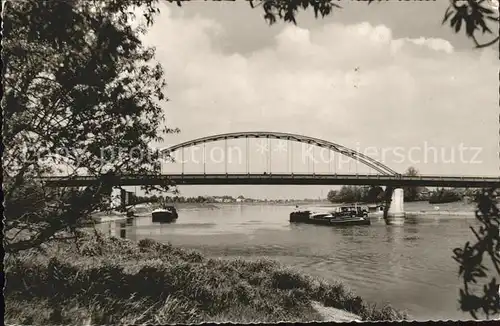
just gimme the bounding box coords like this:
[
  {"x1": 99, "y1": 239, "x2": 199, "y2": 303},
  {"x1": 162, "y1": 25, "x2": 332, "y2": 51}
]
[{"x1": 472, "y1": 34, "x2": 500, "y2": 48}]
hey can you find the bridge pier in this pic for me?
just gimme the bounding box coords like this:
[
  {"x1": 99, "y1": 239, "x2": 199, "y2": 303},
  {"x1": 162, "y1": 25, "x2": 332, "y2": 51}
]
[
  {"x1": 120, "y1": 189, "x2": 130, "y2": 209},
  {"x1": 383, "y1": 186, "x2": 405, "y2": 225}
]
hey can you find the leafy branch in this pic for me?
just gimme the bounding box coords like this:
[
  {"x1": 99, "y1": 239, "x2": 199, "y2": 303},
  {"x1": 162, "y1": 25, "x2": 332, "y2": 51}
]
[
  {"x1": 443, "y1": 0, "x2": 499, "y2": 48},
  {"x1": 231, "y1": 0, "x2": 500, "y2": 49},
  {"x1": 452, "y1": 189, "x2": 500, "y2": 319}
]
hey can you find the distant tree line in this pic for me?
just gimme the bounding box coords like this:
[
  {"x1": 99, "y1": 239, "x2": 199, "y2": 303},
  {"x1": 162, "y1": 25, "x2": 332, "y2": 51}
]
[
  {"x1": 131, "y1": 194, "x2": 211, "y2": 203},
  {"x1": 326, "y1": 167, "x2": 481, "y2": 204},
  {"x1": 327, "y1": 186, "x2": 384, "y2": 204},
  {"x1": 327, "y1": 185, "x2": 480, "y2": 205},
  {"x1": 130, "y1": 194, "x2": 248, "y2": 204},
  {"x1": 129, "y1": 194, "x2": 326, "y2": 205}
]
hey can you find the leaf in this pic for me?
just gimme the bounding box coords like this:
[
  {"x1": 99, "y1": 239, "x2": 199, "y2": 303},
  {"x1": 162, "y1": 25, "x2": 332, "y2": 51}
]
[
  {"x1": 486, "y1": 16, "x2": 500, "y2": 22},
  {"x1": 465, "y1": 19, "x2": 477, "y2": 36},
  {"x1": 443, "y1": 7, "x2": 454, "y2": 24},
  {"x1": 450, "y1": 13, "x2": 460, "y2": 27},
  {"x1": 477, "y1": 5, "x2": 495, "y2": 15},
  {"x1": 455, "y1": 16, "x2": 463, "y2": 32}
]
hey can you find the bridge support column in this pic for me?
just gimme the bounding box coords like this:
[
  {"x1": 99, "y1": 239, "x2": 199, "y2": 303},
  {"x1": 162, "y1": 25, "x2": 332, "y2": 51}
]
[
  {"x1": 383, "y1": 186, "x2": 405, "y2": 225},
  {"x1": 120, "y1": 189, "x2": 130, "y2": 209}
]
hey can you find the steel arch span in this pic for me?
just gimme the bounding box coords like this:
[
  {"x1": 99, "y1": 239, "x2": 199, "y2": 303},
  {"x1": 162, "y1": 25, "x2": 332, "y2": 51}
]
[{"x1": 159, "y1": 131, "x2": 399, "y2": 176}]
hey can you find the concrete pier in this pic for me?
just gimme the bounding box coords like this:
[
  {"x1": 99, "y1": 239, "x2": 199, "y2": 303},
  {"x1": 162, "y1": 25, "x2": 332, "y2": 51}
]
[{"x1": 384, "y1": 187, "x2": 405, "y2": 225}]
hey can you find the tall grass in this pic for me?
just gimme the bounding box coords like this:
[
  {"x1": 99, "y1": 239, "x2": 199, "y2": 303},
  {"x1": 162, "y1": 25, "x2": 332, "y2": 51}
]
[{"x1": 5, "y1": 231, "x2": 407, "y2": 324}]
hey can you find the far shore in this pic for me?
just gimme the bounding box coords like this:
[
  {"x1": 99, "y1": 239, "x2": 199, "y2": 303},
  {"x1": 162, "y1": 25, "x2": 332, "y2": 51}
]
[
  {"x1": 173, "y1": 200, "x2": 330, "y2": 208},
  {"x1": 169, "y1": 199, "x2": 470, "y2": 209},
  {"x1": 173, "y1": 202, "x2": 221, "y2": 209}
]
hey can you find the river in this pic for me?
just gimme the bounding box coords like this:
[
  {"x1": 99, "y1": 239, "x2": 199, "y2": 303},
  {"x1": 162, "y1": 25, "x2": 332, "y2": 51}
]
[{"x1": 98, "y1": 201, "x2": 484, "y2": 321}]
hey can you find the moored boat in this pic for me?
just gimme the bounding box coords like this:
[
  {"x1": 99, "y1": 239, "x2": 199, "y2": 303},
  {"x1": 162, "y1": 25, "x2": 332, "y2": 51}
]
[
  {"x1": 290, "y1": 205, "x2": 370, "y2": 226},
  {"x1": 152, "y1": 206, "x2": 178, "y2": 223}
]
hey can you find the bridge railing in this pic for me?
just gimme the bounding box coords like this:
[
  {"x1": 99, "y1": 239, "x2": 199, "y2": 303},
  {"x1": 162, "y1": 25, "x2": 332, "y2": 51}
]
[{"x1": 38, "y1": 173, "x2": 500, "y2": 180}]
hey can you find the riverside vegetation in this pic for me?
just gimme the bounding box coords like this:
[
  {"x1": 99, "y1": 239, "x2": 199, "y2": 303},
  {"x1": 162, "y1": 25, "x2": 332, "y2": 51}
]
[{"x1": 5, "y1": 230, "x2": 407, "y2": 324}]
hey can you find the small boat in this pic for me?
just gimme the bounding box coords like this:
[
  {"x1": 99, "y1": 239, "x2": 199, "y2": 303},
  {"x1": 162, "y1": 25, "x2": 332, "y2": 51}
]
[
  {"x1": 152, "y1": 206, "x2": 178, "y2": 223},
  {"x1": 290, "y1": 205, "x2": 370, "y2": 226}
]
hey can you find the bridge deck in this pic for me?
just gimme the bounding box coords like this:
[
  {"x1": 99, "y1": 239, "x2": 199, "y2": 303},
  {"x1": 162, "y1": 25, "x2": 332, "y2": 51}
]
[{"x1": 39, "y1": 173, "x2": 500, "y2": 188}]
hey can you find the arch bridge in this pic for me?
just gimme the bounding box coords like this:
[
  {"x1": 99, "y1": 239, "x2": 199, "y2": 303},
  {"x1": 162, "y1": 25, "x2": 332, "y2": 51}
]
[
  {"x1": 39, "y1": 131, "x2": 500, "y2": 222},
  {"x1": 159, "y1": 131, "x2": 399, "y2": 176},
  {"x1": 40, "y1": 131, "x2": 500, "y2": 187}
]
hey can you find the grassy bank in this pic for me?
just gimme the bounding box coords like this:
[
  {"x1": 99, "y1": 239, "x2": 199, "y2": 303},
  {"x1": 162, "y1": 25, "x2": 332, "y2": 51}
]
[{"x1": 5, "y1": 231, "x2": 407, "y2": 324}]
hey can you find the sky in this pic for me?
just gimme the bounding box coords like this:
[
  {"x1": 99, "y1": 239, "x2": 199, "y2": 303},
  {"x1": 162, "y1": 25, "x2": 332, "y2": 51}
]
[{"x1": 132, "y1": 1, "x2": 499, "y2": 199}]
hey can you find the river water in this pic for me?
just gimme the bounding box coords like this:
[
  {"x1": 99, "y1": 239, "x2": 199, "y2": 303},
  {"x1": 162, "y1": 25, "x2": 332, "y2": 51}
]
[{"x1": 98, "y1": 201, "x2": 485, "y2": 321}]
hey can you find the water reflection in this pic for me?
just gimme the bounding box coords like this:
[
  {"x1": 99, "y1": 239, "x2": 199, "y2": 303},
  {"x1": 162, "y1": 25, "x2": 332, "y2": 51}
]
[
  {"x1": 104, "y1": 217, "x2": 138, "y2": 240},
  {"x1": 404, "y1": 216, "x2": 419, "y2": 225},
  {"x1": 405, "y1": 227, "x2": 419, "y2": 234},
  {"x1": 152, "y1": 220, "x2": 177, "y2": 225},
  {"x1": 385, "y1": 224, "x2": 404, "y2": 245},
  {"x1": 119, "y1": 222, "x2": 126, "y2": 239}
]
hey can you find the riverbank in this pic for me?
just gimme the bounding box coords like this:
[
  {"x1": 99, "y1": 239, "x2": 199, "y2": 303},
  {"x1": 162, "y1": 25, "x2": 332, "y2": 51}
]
[
  {"x1": 407, "y1": 211, "x2": 472, "y2": 216},
  {"x1": 5, "y1": 231, "x2": 406, "y2": 324},
  {"x1": 172, "y1": 201, "x2": 328, "y2": 209},
  {"x1": 174, "y1": 202, "x2": 220, "y2": 210},
  {"x1": 91, "y1": 202, "x2": 221, "y2": 223}
]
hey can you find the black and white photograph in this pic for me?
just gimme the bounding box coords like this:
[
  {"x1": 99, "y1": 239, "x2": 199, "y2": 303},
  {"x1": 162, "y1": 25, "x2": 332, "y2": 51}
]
[{"x1": 3, "y1": 0, "x2": 500, "y2": 324}]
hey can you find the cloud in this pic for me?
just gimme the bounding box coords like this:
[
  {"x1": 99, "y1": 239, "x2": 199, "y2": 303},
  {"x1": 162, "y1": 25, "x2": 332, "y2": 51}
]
[{"x1": 142, "y1": 4, "x2": 498, "y2": 176}]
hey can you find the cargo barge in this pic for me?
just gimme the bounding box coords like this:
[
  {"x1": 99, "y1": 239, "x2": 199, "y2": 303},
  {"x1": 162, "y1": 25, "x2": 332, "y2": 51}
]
[
  {"x1": 290, "y1": 205, "x2": 370, "y2": 226},
  {"x1": 152, "y1": 206, "x2": 178, "y2": 223}
]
